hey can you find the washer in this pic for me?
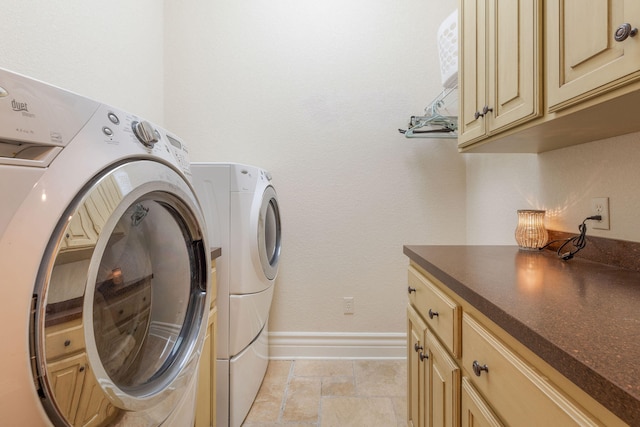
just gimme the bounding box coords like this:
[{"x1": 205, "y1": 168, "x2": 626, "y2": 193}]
[
  {"x1": 0, "y1": 68, "x2": 211, "y2": 426},
  {"x1": 191, "y1": 163, "x2": 282, "y2": 427}
]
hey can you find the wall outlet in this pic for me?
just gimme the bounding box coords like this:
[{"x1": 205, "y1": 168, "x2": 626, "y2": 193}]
[
  {"x1": 590, "y1": 197, "x2": 610, "y2": 230},
  {"x1": 343, "y1": 297, "x2": 354, "y2": 314}
]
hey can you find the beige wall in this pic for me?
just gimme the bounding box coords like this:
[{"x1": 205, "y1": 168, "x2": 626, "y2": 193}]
[
  {"x1": 164, "y1": 0, "x2": 466, "y2": 336},
  {"x1": 465, "y1": 132, "x2": 640, "y2": 245},
  {"x1": 0, "y1": 0, "x2": 165, "y2": 123}
]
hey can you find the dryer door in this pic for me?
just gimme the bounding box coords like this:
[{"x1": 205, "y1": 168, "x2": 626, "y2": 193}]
[
  {"x1": 32, "y1": 160, "x2": 209, "y2": 426},
  {"x1": 257, "y1": 185, "x2": 281, "y2": 281}
]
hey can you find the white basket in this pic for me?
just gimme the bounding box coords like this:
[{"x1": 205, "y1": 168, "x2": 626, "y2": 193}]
[{"x1": 437, "y1": 10, "x2": 458, "y2": 89}]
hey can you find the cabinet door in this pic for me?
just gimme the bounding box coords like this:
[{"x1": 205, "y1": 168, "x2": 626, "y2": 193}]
[
  {"x1": 60, "y1": 204, "x2": 99, "y2": 250},
  {"x1": 547, "y1": 0, "x2": 640, "y2": 111},
  {"x1": 407, "y1": 305, "x2": 428, "y2": 427},
  {"x1": 425, "y1": 330, "x2": 460, "y2": 427},
  {"x1": 74, "y1": 367, "x2": 117, "y2": 427},
  {"x1": 487, "y1": 0, "x2": 542, "y2": 132},
  {"x1": 459, "y1": 0, "x2": 542, "y2": 146},
  {"x1": 459, "y1": 0, "x2": 488, "y2": 143},
  {"x1": 195, "y1": 307, "x2": 217, "y2": 427},
  {"x1": 48, "y1": 353, "x2": 88, "y2": 422},
  {"x1": 461, "y1": 377, "x2": 503, "y2": 427}
]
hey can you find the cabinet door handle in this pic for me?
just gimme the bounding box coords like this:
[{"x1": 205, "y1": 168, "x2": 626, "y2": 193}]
[
  {"x1": 428, "y1": 309, "x2": 439, "y2": 319},
  {"x1": 615, "y1": 23, "x2": 638, "y2": 42},
  {"x1": 408, "y1": 286, "x2": 416, "y2": 294},
  {"x1": 474, "y1": 105, "x2": 494, "y2": 119},
  {"x1": 472, "y1": 360, "x2": 489, "y2": 376},
  {"x1": 414, "y1": 343, "x2": 423, "y2": 353},
  {"x1": 419, "y1": 351, "x2": 428, "y2": 361}
]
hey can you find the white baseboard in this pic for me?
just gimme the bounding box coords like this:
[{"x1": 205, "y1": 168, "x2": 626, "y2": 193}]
[{"x1": 268, "y1": 331, "x2": 407, "y2": 360}]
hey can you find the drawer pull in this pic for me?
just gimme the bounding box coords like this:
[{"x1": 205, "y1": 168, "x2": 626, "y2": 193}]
[
  {"x1": 419, "y1": 351, "x2": 428, "y2": 362},
  {"x1": 472, "y1": 360, "x2": 489, "y2": 377},
  {"x1": 428, "y1": 309, "x2": 439, "y2": 319},
  {"x1": 64, "y1": 340, "x2": 71, "y2": 347},
  {"x1": 615, "y1": 23, "x2": 638, "y2": 42},
  {"x1": 414, "y1": 343, "x2": 423, "y2": 353},
  {"x1": 408, "y1": 286, "x2": 416, "y2": 294}
]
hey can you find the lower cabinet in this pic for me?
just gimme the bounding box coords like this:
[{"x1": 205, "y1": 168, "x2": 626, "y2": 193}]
[
  {"x1": 425, "y1": 330, "x2": 460, "y2": 427},
  {"x1": 195, "y1": 258, "x2": 218, "y2": 427},
  {"x1": 407, "y1": 305, "x2": 427, "y2": 427},
  {"x1": 407, "y1": 306, "x2": 460, "y2": 427},
  {"x1": 45, "y1": 320, "x2": 117, "y2": 427},
  {"x1": 406, "y1": 263, "x2": 619, "y2": 427},
  {"x1": 461, "y1": 377, "x2": 503, "y2": 427},
  {"x1": 195, "y1": 307, "x2": 217, "y2": 427}
]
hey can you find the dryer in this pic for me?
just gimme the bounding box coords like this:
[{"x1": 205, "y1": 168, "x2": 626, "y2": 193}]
[
  {"x1": 191, "y1": 163, "x2": 282, "y2": 427},
  {"x1": 0, "y1": 68, "x2": 210, "y2": 426}
]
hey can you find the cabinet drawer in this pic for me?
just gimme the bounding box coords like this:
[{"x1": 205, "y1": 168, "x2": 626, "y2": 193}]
[
  {"x1": 99, "y1": 285, "x2": 151, "y2": 325},
  {"x1": 462, "y1": 313, "x2": 599, "y2": 426},
  {"x1": 45, "y1": 318, "x2": 85, "y2": 361},
  {"x1": 408, "y1": 266, "x2": 461, "y2": 357}
]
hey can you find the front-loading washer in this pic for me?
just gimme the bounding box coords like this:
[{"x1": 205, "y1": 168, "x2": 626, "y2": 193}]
[
  {"x1": 191, "y1": 162, "x2": 282, "y2": 427},
  {"x1": 0, "y1": 68, "x2": 210, "y2": 426}
]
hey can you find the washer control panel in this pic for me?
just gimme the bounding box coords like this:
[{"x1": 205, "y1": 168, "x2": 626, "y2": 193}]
[
  {"x1": 131, "y1": 120, "x2": 159, "y2": 147},
  {"x1": 93, "y1": 106, "x2": 192, "y2": 176}
]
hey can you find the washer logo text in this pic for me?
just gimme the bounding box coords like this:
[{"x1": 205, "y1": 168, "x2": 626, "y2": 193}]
[{"x1": 11, "y1": 99, "x2": 28, "y2": 112}]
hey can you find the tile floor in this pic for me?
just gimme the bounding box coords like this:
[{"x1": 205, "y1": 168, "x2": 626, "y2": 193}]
[{"x1": 241, "y1": 359, "x2": 406, "y2": 427}]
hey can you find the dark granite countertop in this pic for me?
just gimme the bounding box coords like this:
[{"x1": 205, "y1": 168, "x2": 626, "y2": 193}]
[
  {"x1": 211, "y1": 247, "x2": 222, "y2": 260},
  {"x1": 404, "y1": 245, "x2": 640, "y2": 426}
]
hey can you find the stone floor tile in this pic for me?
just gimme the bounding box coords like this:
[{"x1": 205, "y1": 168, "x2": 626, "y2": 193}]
[
  {"x1": 293, "y1": 359, "x2": 354, "y2": 377},
  {"x1": 264, "y1": 360, "x2": 293, "y2": 382},
  {"x1": 354, "y1": 360, "x2": 406, "y2": 397},
  {"x1": 320, "y1": 397, "x2": 396, "y2": 427},
  {"x1": 321, "y1": 377, "x2": 356, "y2": 396},
  {"x1": 242, "y1": 359, "x2": 407, "y2": 427},
  {"x1": 282, "y1": 377, "x2": 321, "y2": 423}
]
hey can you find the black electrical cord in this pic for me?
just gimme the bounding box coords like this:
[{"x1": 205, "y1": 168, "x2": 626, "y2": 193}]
[{"x1": 538, "y1": 215, "x2": 602, "y2": 260}]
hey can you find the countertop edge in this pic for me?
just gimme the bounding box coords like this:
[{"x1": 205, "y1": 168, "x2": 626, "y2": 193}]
[
  {"x1": 403, "y1": 245, "x2": 638, "y2": 426},
  {"x1": 210, "y1": 247, "x2": 222, "y2": 260}
]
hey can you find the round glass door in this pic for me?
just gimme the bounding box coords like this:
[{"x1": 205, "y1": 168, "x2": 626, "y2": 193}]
[
  {"x1": 32, "y1": 161, "x2": 208, "y2": 426},
  {"x1": 258, "y1": 185, "x2": 281, "y2": 280},
  {"x1": 93, "y1": 196, "x2": 194, "y2": 391}
]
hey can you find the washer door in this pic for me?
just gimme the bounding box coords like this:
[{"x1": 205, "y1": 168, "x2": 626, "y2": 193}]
[
  {"x1": 32, "y1": 160, "x2": 209, "y2": 426},
  {"x1": 257, "y1": 185, "x2": 281, "y2": 281}
]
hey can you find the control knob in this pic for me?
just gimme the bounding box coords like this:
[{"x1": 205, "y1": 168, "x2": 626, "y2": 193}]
[{"x1": 132, "y1": 120, "x2": 158, "y2": 147}]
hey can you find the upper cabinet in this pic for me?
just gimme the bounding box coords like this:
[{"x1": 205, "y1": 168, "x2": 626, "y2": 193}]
[
  {"x1": 547, "y1": 0, "x2": 640, "y2": 111},
  {"x1": 458, "y1": 0, "x2": 640, "y2": 153},
  {"x1": 458, "y1": 0, "x2": 542, "y2": 147}
]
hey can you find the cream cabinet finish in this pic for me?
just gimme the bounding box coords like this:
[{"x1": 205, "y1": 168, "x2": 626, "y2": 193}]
[
  {"x1": 74, "y1": 368, "x2": 117, "y2": 427},
  {"x1": 462, "y1": 313, "x2": 599, "y2": 426},
  {"x1": 408, "y1": 305, "x2": 428, "y2": 427},
  {"x1": 406, "y1": 262, "x2": 624, "y2": 427},
  {"x1": 407, "y1": 266, "x2": 462, "y2": 427},
  {"x1": 195, "y1": 260, "x2": 218, "y2": 427},
  {"x1": 48, "y1": 352, "x2": 88, "y2": 422},
  {"x1": 458, "y1": 0, "x2": 640, "y2": 153},
  {"x1": 461, "y1": 377, "x2": 503, "y2": 427},
  {"x1": 44, "y1": 317, "x2": 117, "y2": 426},
  {"x1": 407, "y1": 308, "x2": 461, "y2": 427},
  {"x1": 425, "y1": 330, "x2": 460, "y2": 427},
  {"x1": 408, "y1": 266, "x2": 461, "y2": 358},
  {"x1": 547, "y1": 0, "x2": 640, "y2": 111},
  {"x1": 458, "y1": 0, "x2": 542, "y2": 146}
]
